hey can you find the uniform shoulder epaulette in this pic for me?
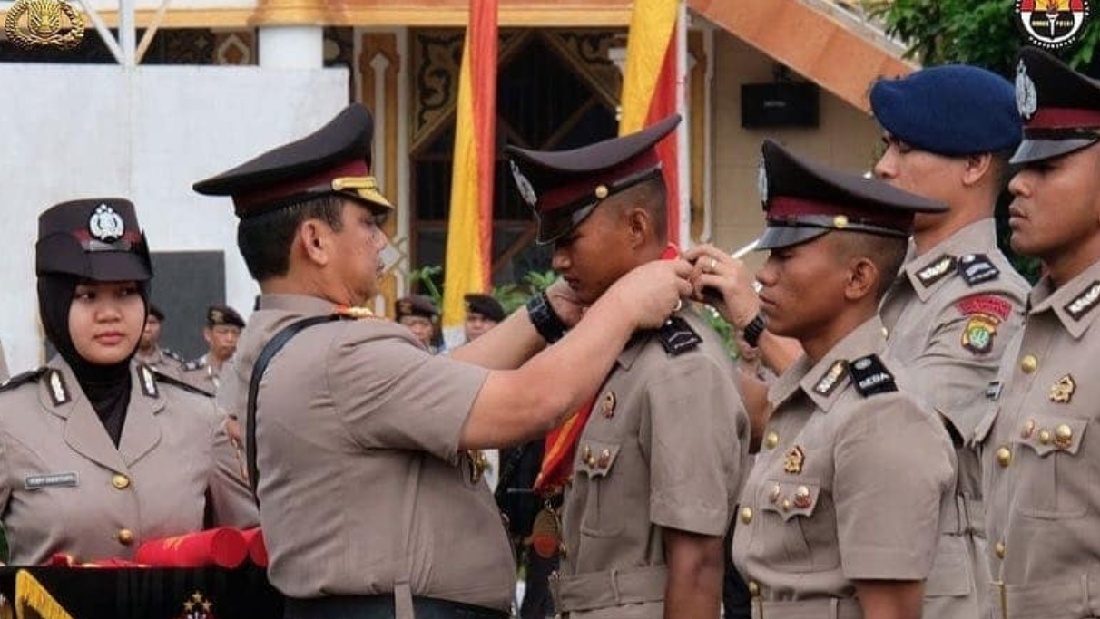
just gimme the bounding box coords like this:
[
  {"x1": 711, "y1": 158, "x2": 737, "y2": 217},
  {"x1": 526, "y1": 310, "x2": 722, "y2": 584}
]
[
  {"x1": 656, "y1": 315, "x2": 702, "y2": 356},
  {"x1": 181, "y1": 358, "x2": 206, "y2": 372},
  {"x1": 163, "y1": 348, "x2": 184, "y2": 363},
  {"x1": 848, "y1": 354, "x2": 898, "y2": 397},
  {"x1": 957, "y1": 254, "x2": 1000, "y2": 286},
  {"x1": 148, "y1": 367, "x2": 215, "y2": 398},
  {"x1": 0, "y1": 367, "x2": 47, "y2": 393}
]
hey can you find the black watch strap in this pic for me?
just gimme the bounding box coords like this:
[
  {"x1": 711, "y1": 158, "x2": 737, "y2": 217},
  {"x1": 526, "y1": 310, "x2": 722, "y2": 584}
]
[
  {"x1": 742, "y1": 312, "x2": 766, "y2": 348},
  {"x1": 527, "y1": 291, "x2": 568, "y2": 344}
]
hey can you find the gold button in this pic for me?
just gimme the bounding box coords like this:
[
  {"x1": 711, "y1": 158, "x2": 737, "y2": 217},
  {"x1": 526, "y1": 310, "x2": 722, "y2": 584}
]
[
  {"x1": 111, "y1": 473, "x2": 130, "y2": 490},
  {"x1": 833, "y1": 215, "x2": 849, "y2": 228},
  {"x1": 1038, "y1": 429, "x2": 1052, "y2": 445},
  {"x1": 748, "y1": 581, "x2": 760, "y2": 597},
  {"x1": 764, "y1": 431, "x2": 779, "y2": 450},
  {"x1": 882, "y1": 327, "x2": 889, "y2": 339},
  {"x1": 594, "y1": 185, "x2": 609, "y2": 199},
  {"x1": 781, "y1": 498, "x2": 792, "y2": 511},
  {"x1": 793, "y1": 485, "x2": 812, "y2": 508},
  {"x1": 117, "y1": 528, "x2": 134, "y2": 546},
  {"x1": 740, "y1": 507, "x2": 753, "y2": 524},
  {"x1": 995, "y1": 541, "x2": 1006, "y2": 559},
  {"x1": 1020, "y1": 354, "x2": 1038, "y2": 373},
  {"x1": 996, "y1": 446, "x2": 1012, "y2": 468},
  {"x1": 1056, "y1": 424, "x2": 1073, "y2": 443}
]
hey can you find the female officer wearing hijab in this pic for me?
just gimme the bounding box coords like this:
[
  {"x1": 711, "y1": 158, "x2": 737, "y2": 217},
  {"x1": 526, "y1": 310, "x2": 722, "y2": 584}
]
[{"x1": 0, "y1": 198, "x2": 257, "y2": 565}]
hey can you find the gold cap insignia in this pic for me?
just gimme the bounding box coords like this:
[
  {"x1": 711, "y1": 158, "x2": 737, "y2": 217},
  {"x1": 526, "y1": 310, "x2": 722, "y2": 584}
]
[
  {"x1": 4, "y1": 0, "x2": 84, "y2": 50},
  {"x1": 594, "y1": 185, "x2": 609, "y2": 200},
  {"x1": 783, "y1": 445, "x2": 805, "y2": 475},
  {"x1": 1050, "y1": 374, "x2": 1076, "y2": 403}
]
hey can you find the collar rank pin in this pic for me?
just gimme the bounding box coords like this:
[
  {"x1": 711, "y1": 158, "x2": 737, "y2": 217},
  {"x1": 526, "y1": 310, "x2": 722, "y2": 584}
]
[
  {"x1": 783, "y1": 445, "x2": 804, "y2": 475},
  {"x1": 1050, "y1": 374, "x2": 1076, "y2": 403},
  {"x1": 600, "y1": 392, "x2": 616, "y2": 418}
]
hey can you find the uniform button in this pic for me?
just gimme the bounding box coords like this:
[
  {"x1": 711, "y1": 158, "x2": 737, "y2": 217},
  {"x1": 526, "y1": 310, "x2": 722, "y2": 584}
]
[
  {"x1": 117, "y1": 528, "x2": 135, "y2": 546},
  {"x1": 558, "y1": 542, "x2": 568, "y2": 558},
  {"x1": 996, "y1": 446, "x2": 1012, "y2": 468},
  {"x1": 1038, "y1": 429, "x2": 1052, "y2": 445},
  {"x1": 1021, "y1": 419, "x2": 1036, "y2": 439},
  {"x1": 740, "y1": 507, "x2": 753, "y2": 524},
  {"x1": 769, "y1": 483, "x2": 782, "y2": 504},
  {"x1": 1055, "y1": 424, "x2": 1073, "y2": 448},
  {"x1": 111, "y1": 473, "x2": 131, "y2": 490},
  {"x1": 881, "y1": 326, "x2": 889, "y2": 339},
  {"x1": 995, "y1": 541, "x2": 1006, "y2": 559},
  {"x1": 781, "y1": 498, "x2": 792, "y2": 511},
  {"x1": 793, "y1": 486, "x2": 812, "y2": 508},
  {"x1": 764, "y1": 431, "x2": 779, "y2": 450},
  {"x1": 748, "y1": 581, "x2": 760, "y2": 597},
  {"x1": 1020, "y1": 354, "x2": 1038, "y2": 373}
]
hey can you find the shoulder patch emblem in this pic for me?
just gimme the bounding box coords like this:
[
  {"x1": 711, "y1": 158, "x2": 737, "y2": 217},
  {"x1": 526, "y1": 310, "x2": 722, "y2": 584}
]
[
  {"x1": 0, "y1": 367, "x2": 47, "y2": 393},
  {"x1": 962, "y1": 315, "x2": 999, "y2": 355},
  {"x1": 849, "y1": 354, "x2": 897, "y2": 397},
  {"x1": 138, "y1": 365, "x2": 159, "y2": 398},
  {"x1": 47, "y1": 369, "x2": 70, "y2": 406},
  {"x1": 657, "y1": 316, "x2": 702, "y2": 356},
  {"x1": 813, "y1": 360, "x2": 848, "y2": 396},
  {"x1": 1064, "y1": 280, "x2": 1100, "y2": 321},
  {"x1": 958, "y1": 254, "x2": 1000, "y2": 286},
  {"x1": 916, "y1": 255, "x2": 957, "y2": 287},
  {"x1": 957, "y1": 295, "x2": 1013, "y2": 321}
]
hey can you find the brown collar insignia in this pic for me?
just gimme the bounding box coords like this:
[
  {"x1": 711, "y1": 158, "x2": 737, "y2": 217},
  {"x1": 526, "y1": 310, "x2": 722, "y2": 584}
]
[
  {"x1": 1050, "y1": 374, "x2": 1076, "y2": 403},
  {"x1": 813, "y1": 361, "x2": 848, "y2": 396},
  {"x1": 1064, "y1": 281, "x2": 1100, "y2": 321},
  {"x1": 138, "y1": 365, "x2": 159, "y2": 398},
  {"x1": 783, "y1": 445, "x2": 805, "y2": 474},
  {"x1": 46, "y1": 369, "x2": 69, "y2": 406},
  {"x1": 915, "y1": 255, "x2": 957, "y2": 287}
]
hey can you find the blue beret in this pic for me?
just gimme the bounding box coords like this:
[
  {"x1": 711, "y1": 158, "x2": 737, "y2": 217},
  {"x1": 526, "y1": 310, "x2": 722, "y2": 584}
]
[{"x1": 870, "y1": 64, "x2": 1022, "y2": 156}]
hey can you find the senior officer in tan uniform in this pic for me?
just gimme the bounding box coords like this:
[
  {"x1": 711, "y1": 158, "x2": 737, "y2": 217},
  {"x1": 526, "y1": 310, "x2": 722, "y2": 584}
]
[
  {"x1": 869, "y1": 65, "x2": 1030, "y2": 618},
  {"x1": 976, "y1": 47, "x2": 1100, "y2": 619},
  {"x1": 193, "y1": 104, "x2": 693, "y2": 619},
  {"x1": 730, "y1": 141, "x2": 956, "y2": 619},
  {"x1": 0, "y1": 199, "x2": 256, "y2": 565},
  {"x1": 506, "y1": 115, "x2": 748, "y2": 619}
]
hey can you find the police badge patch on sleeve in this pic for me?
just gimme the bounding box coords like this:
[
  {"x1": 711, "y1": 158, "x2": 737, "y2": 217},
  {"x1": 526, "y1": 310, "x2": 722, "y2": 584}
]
[{"x1": 849, "y1": 354, "x2": 898, "y2": 397}]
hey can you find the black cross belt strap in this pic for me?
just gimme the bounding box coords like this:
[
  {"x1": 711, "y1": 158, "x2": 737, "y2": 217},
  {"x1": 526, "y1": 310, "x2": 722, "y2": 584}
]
[{"x1": 246, "y1": 314, "x2": 343, "y2": 502}]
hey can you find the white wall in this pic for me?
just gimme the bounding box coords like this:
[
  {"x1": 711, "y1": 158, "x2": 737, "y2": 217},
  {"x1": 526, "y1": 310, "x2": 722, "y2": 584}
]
[{"x1": 0, "y1": 64, "x2": 348, "y2": 372}]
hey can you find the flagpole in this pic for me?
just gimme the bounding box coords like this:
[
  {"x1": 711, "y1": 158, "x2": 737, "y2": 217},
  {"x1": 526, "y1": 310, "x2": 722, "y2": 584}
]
[{"x1": 676, "y1": 0, "x2": 692, "y2": 250}]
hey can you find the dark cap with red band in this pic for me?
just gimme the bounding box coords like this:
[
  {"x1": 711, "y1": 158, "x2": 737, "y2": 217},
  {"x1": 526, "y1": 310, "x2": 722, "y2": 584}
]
[
  {"x1": 193, "y1": 104, "x2": 393, "y2": 218},
  {"x1": 505, "y1": 114, "x2": 680, "y2": 244},
  {"x1": 35, "y1": 198, "x2": 152, "y2": 282},
  {"x1": 1011, "y1": 47, "x2": 1100, "y2": 164},
  {"x1": 756, "y1": 140, "x2": 946, "y2": 250}
]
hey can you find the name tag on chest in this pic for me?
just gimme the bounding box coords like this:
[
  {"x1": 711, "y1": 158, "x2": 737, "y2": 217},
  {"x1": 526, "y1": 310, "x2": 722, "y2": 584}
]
[{"x1": 25, "y1": 472, "x2": 79, "y2": 490}]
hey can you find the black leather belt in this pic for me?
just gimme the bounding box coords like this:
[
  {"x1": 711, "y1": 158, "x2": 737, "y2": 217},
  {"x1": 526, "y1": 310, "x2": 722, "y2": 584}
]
[{"x1": 284, "y1": 594, "x2": 509, "y2": 619}]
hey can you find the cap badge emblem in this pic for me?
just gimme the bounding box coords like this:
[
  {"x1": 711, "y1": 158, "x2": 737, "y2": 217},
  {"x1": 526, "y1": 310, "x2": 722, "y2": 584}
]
[
  {"x1": 757, "y1": 160, "x2": 768, "y2": 204},
  {"x1": 1015, "y1": 59, "x2": 1037, "y2": 121},
  {"x1": 510, "y1": 160, "x2": 537, "y2": 207},
  {"x1": 88, "y1": 204, "x2": 125, "y2": 242}
]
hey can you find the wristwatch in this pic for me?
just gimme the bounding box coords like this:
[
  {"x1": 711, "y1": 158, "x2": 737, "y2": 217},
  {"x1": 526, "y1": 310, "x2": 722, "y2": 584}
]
[
  {"x1": 527, "y1": 291, "x2": 568, "y2": 344},
  {"x1": 741, "y1": 312, "x2": 766, "y2": 348}
]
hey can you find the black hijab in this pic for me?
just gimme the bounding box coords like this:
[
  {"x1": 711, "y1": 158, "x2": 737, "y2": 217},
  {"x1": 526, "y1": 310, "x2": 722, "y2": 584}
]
[{"x1": 38, "y1": 274, "x2": 149, "y2": 447}]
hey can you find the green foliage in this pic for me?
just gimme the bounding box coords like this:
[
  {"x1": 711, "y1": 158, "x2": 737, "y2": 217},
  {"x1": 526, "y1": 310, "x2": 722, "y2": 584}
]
[
  {"x1": 699, "y1": 304, "x2": 739, "y2": 358},
  {"x1": 492, "y1": 270, "x2": 558, "y2": 314},
  {"x1": 867, "y1": 0, "x2": 1100, "y2": 73},
  {"x1": 408, "y1": 265, "x2": 443, "y2": 307}
]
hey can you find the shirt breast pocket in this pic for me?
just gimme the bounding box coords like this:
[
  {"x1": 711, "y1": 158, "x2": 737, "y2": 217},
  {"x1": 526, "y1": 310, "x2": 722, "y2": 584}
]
[
  {"x1": 758, "y1": 479, "x2": 839, "y2": 573},
  {"x1": 578, "y1": 439, "x2": 624, "y2": 538},
  {"x1": 1015, "y1": 416, "x2": 1089, "y2": 519}
]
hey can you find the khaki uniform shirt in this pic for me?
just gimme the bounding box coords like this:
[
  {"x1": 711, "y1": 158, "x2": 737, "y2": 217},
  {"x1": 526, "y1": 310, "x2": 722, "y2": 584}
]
[
  {"x1": 0, "y1": 339, "x2": 8, "y2": 383},
  {"x1": 556, "y1": 308, "x2": 749, "y2": 619},
  {"x1": 134, "y1": 346, "x2": 187, "y2": 384},
  {"x1": 181, "y1": 354, "x2": 221, "y2": 394},
  {"x1": 732, "y1": 317, "x2": 955, "y2": 619},
  {"x1": 879, "y1": 219, "x2": 1027, "y2": 617},
  {"x1": 978, "y1": 258, "x2": 1100, "y2": 619},
  {"x1": 236, "y1": 294, "x2": 514, "y2": 609},
  {"x1": 0, "y1": 358, "x2": 257, "y2": 565}
]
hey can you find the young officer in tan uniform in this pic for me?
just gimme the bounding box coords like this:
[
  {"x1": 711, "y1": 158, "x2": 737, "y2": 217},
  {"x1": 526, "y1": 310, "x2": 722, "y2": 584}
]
[
  {"x1": 867, "y1": 65, "x2": 1030, "y2": 618},
  {"x1": 505, "y1": 115, "x2": 748, "y2": 619},
  {"x1": 0, "y1": 199, "x2": 257, "y2": 565},
  {"x1": 193, "y1": 104, "x2": 693, "y2": 619},
  {"x1": 730, "y1": 141, "x2": 956, "y2": 619},
  {"x1": 181, "y1": 304, "x2": 245, "y2": 393},
  {"x1": 977, "y1": 47, "x2": 1100, "y2": 619}
]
